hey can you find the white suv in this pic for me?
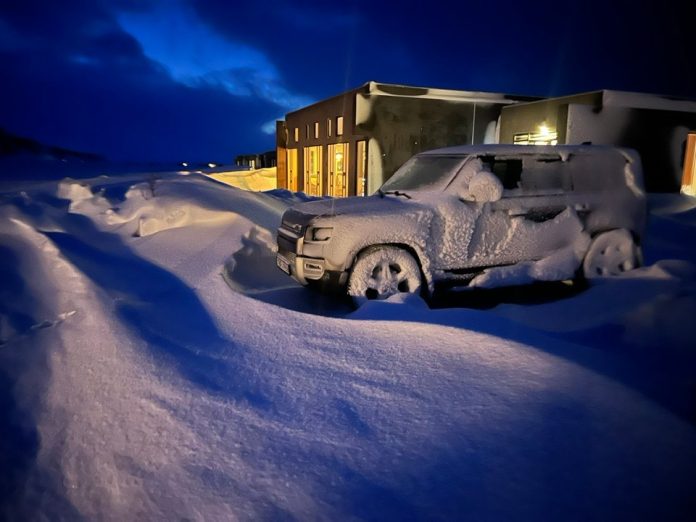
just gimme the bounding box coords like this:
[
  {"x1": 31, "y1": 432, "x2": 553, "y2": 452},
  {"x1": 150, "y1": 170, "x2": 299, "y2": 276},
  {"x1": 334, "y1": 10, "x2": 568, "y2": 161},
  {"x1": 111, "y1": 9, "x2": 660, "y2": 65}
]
[{"x1": 276, "y1": 145, "x2": 647, "y2": 302}]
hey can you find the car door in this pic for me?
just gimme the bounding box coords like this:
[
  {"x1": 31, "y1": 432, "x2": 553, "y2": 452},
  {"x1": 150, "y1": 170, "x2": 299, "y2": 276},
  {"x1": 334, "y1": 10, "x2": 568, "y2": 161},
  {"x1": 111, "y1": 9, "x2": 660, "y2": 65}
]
[
  {"x1": 467, "y1": 153, "x2": 582, "y2": 266},
  {"x1": 429, "y1": 157, "x2": 483, "y2": 271}
]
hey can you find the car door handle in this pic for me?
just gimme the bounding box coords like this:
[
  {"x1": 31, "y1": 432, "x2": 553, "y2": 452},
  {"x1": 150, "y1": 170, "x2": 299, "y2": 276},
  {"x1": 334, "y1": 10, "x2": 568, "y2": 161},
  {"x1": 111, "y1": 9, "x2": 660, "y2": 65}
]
[{"x1": 520, "y1": 206, "x2": 567, "y2": 222}]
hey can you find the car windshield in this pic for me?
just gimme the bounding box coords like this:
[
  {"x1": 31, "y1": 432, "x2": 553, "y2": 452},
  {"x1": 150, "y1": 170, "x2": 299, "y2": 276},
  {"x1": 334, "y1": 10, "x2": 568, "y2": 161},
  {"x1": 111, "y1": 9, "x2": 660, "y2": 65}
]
[{"x1": 380, "y1": 155, "x2": 466, "y2": 193}]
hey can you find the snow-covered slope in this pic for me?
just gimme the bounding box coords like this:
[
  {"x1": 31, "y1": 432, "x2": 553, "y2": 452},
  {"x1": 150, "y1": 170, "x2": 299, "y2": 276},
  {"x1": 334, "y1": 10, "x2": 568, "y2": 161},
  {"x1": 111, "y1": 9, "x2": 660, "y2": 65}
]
[
  {"x1": 1, "y1": 172, "x2": 695, "y2": 520},
  {"x1": 206, "y1": 167, "x2": 277, "y2": 192}
]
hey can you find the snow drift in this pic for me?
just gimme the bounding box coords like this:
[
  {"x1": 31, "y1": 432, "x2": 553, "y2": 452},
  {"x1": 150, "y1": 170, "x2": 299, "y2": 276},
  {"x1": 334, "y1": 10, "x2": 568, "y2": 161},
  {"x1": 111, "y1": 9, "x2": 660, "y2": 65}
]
[{"x1": 1, "y1": 171, "x2": 696, "y2": 520}]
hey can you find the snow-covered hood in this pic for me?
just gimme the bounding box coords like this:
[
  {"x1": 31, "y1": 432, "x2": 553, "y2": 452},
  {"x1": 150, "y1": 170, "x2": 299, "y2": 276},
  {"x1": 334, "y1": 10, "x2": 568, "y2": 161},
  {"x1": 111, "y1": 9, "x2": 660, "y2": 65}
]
[{"x1": 283, "y1": 195, "x2": 420, "y2": 224}]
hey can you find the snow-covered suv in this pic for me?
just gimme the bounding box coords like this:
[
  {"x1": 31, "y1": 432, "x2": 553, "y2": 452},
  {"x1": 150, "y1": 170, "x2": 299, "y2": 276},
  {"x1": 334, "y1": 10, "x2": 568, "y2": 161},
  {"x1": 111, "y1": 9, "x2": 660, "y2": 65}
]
[{"x1": 276, "y1": 145, "x2": 646, "y2": 302}]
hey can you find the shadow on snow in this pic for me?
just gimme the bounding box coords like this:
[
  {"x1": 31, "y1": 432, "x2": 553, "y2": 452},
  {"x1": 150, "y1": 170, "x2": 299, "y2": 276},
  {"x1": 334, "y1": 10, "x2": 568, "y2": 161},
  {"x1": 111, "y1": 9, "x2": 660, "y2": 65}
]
[{"x1": 39, "y1": 210, "x2": 272, "y2": 409}]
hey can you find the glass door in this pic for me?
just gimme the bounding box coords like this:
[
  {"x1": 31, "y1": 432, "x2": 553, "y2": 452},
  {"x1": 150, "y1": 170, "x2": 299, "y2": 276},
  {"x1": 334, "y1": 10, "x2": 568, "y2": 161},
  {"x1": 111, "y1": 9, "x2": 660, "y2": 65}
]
[
  {"x1": 303, "y1": 146, "x2": 322, "y2": 196},
  {"x1": 356, "y1": 140, "x2": 367, "y2": 196},
  {"x1": 328, "y1": 143, "x2": 349, "y2": 197},
  {"x1": 287, "y1": 148, "x2": 298, "y2": 191},
  {"x1": 682, "y1": 133, "x2": 696, "y2": 196}
]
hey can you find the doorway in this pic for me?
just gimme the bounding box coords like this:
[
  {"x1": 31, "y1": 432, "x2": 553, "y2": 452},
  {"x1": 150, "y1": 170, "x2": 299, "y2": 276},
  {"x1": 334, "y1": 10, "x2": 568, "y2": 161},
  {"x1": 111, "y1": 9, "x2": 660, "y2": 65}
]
[
  {"x1": 304, "y1": 146, "x2": 322, "y2": 196},
  {"x1": 328, "y1": 143, "x2": 349, "y2": 197},
  {"x1": 682, "y1": 133, "x2": 696, "y2": 196},
  {"x1": 356, "y1": 140, "x2": 367, "y2": 196},
  {"x1": 287, "y1": 148, "x2": 298, "y2": 191}
]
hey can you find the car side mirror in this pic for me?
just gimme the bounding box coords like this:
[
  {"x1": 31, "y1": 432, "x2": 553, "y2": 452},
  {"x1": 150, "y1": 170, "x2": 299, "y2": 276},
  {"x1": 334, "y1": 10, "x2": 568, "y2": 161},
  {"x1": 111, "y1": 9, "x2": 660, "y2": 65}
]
[{"x1": 466, "y1": 171, "x2": 503, "y2": 203}]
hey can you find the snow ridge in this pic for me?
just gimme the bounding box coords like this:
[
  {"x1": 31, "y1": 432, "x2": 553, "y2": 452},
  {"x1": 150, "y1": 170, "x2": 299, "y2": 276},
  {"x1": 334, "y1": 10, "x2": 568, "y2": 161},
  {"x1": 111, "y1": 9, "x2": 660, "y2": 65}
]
[{"x1": 1, "y1": 173, "x2": 695, "y2": 520}]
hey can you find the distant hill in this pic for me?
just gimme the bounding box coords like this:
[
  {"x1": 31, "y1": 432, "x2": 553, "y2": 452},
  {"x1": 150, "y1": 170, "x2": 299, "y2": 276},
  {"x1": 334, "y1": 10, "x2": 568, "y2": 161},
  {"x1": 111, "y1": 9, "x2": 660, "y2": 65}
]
[{"x1": 0, "y1": 128, "x2": 104, "y2": 162}]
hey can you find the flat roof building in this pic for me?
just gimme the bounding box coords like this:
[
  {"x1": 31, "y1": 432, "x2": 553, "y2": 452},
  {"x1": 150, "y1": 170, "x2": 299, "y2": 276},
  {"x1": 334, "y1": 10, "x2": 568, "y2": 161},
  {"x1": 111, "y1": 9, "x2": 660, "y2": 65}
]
[
  {"x1": 276, "y1": 81, "x2": 537, "y2": 197},
  {"x1": 500, "y1": 90, "x2": 696, "y2": 192},
  {"x1": 276, "y1": 83, "x2": 696, "y2": 196}
]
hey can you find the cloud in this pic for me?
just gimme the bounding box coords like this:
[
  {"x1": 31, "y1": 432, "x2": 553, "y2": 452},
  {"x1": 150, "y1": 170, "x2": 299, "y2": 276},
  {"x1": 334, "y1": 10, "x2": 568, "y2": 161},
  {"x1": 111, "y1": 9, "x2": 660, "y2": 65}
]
[
  {"x1": 115, "y1": 0, "x2": 312, "y2": 129},
  {"x1": 0, "y1": 0, "x2": 285, "y2": 162},
  {"x1": 261, "y1": 119, "x2": 279, "y2": 135}
]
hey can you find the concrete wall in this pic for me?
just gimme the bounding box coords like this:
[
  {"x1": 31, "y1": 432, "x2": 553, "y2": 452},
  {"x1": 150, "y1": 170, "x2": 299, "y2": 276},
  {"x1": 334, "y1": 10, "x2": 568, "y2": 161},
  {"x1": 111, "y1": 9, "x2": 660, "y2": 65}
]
[
  {"x1": 500, "y1": 92, "x2": 696, "y2": 192},
  {"x1": 499, "y1": 92, "x2": 602, "y2": 144},
  {"x1": 565, "y1": 104, "x2": 696, "y2": 192},
  {"x1": 356, "y1": 95, "x2": 504, "y2": 192}
]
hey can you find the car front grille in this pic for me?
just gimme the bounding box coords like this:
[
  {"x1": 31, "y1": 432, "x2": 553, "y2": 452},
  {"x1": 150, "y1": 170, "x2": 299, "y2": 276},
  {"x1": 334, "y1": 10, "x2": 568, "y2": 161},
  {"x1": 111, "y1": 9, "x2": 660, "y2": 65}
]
[{"x1": 277, "y1": 231, "x2": 298, "y2": 254}]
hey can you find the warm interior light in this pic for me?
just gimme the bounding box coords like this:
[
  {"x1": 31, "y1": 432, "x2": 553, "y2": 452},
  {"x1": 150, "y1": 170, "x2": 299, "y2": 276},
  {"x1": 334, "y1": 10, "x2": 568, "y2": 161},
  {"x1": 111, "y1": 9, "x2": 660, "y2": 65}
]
[{"x1": 514, "y1": 124, "x2": 558, "y2": 146}]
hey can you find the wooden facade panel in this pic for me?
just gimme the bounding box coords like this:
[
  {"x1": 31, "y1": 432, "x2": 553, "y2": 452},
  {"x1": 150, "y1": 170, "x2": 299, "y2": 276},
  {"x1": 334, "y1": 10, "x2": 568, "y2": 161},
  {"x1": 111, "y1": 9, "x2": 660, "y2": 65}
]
[
  {"x1": 682, "y1": 133, "x2": 696, "y2": 194},
  {"x1": 275, "y1": 120, "x2": 287, "y2": 189},
  {"x1": 283, "y1": 85, "x2": 368, "y2": 197}
]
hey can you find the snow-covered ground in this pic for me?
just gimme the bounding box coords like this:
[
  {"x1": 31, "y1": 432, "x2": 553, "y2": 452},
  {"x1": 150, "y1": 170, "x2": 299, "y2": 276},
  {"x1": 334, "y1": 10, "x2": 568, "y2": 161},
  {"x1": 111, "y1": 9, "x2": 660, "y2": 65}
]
[
  {"x1": 1, "y1": 170, "x2": 695, "y2": 520},
  {"x1": 206, "y1": 167, "x2": 277, "y2": 192}
]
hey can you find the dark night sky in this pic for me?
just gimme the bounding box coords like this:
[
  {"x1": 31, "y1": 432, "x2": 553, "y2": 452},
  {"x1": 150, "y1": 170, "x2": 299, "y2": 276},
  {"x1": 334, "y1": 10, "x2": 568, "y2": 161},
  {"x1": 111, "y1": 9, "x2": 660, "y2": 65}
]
[{"x1": 0, "y1": 0, "x2": 694, "y2": 163}]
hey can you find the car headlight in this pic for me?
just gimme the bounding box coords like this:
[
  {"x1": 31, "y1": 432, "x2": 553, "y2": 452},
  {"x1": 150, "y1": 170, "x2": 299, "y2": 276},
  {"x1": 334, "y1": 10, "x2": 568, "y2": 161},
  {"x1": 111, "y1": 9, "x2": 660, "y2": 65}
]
[{"x1": 307, "y1": 227, "x2": 333, "y2": 242}]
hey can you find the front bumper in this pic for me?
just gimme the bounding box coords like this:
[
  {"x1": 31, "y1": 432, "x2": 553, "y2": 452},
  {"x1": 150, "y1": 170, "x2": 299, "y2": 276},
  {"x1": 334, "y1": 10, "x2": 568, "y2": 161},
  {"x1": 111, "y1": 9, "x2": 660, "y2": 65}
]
[
  {"x1": 276, "y1": 224, "x2": 329, "y2": 285},
  {"x1": 276, "y1": 224, "x2": 348, "y2": 289},
  {"x1": 276, "y1": 251, "x2": 327, "y2": 285}
]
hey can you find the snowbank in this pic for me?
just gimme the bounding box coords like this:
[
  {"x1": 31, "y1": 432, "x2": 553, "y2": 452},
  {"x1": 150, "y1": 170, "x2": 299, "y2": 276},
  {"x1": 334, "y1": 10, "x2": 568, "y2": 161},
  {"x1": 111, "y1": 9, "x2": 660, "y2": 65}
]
[
  {"x1": 1, "y1": 171, "x2": 695, "y2": 520},
  {"x1": 206, "y1": 167, "x2": 277, "y2": 192}
]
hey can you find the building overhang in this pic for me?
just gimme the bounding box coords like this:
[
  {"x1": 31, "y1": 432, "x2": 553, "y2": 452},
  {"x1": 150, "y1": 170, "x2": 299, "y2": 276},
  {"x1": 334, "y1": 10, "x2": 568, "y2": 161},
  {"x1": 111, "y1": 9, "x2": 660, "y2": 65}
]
[
  {"x1": 503, "y1": 89, "x2": 696, "y2": 114},
  {"x1": 601, "y1": 90, "x2": 696, "y2": 113},
  {"x1": 365, "y1": 81, "x2": 533, "y2": 105}
]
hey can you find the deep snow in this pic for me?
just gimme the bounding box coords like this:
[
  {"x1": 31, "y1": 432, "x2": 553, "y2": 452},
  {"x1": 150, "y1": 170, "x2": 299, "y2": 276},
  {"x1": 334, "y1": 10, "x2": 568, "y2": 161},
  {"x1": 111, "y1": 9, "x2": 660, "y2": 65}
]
[{"x1": 1, "y1": 170, "x2": 696, "y2": 520}]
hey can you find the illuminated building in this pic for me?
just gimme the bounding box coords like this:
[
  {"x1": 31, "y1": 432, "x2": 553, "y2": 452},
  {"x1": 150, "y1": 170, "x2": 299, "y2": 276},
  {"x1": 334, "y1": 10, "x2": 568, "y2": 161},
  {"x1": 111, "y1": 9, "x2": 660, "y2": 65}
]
[
  {"x1": 276, "y1": 82, "x2": 536, "y2": 197},
  {"x1": 501, "y1": 90, "x2": 696, "y2": 192},
  {"x1": 276, "y1": 84, "x2": 696, "y2": 196}
]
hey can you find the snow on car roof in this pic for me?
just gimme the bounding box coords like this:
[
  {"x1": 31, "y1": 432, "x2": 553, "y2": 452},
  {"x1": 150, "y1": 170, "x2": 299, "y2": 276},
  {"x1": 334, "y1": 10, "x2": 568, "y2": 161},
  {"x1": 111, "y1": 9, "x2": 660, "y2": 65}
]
[{"x1": 419, "y1": 144, "x2": 635, "y2": 157}]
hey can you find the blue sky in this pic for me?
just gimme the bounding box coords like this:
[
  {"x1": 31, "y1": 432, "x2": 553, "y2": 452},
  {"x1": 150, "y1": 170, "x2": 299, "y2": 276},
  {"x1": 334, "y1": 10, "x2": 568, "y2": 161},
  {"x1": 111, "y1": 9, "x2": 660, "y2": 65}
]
[{"x1": 0, "y1": 0, "x2": 693, "y2": 163}]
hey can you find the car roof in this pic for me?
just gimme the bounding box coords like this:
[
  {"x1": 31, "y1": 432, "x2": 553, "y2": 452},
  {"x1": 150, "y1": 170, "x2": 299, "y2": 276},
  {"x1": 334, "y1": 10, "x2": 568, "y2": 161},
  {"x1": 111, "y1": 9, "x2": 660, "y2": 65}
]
[{"x1": 418, "y1": 144, "x2": 634, "y2": 157}]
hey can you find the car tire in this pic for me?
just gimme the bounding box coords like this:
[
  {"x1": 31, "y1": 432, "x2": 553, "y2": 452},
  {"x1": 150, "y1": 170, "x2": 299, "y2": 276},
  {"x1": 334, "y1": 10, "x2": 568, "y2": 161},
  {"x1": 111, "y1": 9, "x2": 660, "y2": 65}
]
[
  {"x1": 582, "y1": 229, "x2": 641, "y2": 279},
  {"x1": 347, "y1": 246, "x2": 422, "y2": 305}
]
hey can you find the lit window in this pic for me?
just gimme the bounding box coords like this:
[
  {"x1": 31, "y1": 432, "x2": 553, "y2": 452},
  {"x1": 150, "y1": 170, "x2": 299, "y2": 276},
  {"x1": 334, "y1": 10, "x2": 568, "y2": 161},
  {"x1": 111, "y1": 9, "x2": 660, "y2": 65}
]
[
  {"x1": 336, "y1": 116, "x2": 344, "y2": 136},
  {"x1": 357, "y1": 140, "x2": 367, "y2": 196},
  {"x1": 294, "y1": 127, "x2": 299, "y2": 142},
  {"x1": 513, "y1": 127, "x2": 558, "y2": 146},
  {"x1": 314, "y1": 122, "x2": 319, "y2": 139},
  {"x1": 327, "y1": 118, "x2": 332, "y2": 137},
  {"x1": 681, "y1": 133, "x2": 696, "y2": 195}
]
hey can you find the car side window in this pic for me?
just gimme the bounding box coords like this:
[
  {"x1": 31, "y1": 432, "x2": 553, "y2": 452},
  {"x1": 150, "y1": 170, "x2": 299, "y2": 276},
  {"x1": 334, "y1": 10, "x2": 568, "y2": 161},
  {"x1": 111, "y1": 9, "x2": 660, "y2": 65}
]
[
  {"x1": 520, "y1": 155, "x2": 572, "y2": 193},
  {"x1": 568, "y1": 152, "x2": 625, "y2": 191},
  {"x1": 480, "y1": 155, "x2": 522, "y2": 190},
  {"x1": 481, "y1": 154, "x2": 571, "y2": 196}
]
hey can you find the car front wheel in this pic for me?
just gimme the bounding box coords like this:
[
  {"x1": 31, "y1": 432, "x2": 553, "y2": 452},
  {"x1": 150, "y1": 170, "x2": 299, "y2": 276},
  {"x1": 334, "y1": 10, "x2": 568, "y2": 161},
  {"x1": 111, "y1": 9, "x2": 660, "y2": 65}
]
[{"x1": 347, "y1": 246, "x2": 422, "y2": 305}]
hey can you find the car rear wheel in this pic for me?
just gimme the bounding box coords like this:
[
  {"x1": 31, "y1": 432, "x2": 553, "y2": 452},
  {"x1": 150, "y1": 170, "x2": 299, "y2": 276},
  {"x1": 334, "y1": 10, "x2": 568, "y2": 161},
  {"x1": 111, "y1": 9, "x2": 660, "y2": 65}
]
[
  {"x1": 347, "y1": 246, "x2": 422, "y2": 305},
  {"x1": 582, "y1": 229, "x2": 641, "y2": 279}
]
